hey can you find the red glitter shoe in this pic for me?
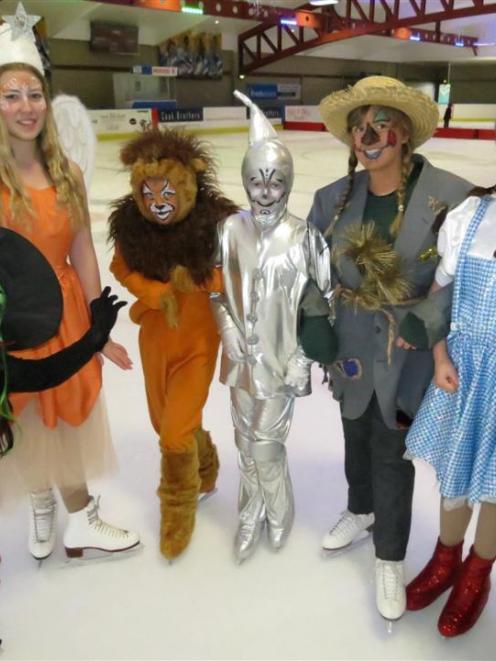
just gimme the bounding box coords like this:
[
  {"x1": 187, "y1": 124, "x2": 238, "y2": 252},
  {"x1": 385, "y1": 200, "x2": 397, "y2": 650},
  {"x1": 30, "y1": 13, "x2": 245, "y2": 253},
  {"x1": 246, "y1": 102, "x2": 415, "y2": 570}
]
[
  {"x1": 406, "y1": 538, "x2": 463, "y2": 611},
  {"x1": 438, "y1": 546, "x2": 495, "y2": 637}
]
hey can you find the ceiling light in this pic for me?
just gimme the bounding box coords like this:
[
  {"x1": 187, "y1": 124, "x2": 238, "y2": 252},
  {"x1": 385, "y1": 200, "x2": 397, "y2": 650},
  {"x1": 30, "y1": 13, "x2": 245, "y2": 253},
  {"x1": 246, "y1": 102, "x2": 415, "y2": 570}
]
[
  {"x1": 181, "y1": 1, "x2": 203, "y2": 14},
  {"x1": 309, "y1": 1, "x2": 339, "y2": 6}
]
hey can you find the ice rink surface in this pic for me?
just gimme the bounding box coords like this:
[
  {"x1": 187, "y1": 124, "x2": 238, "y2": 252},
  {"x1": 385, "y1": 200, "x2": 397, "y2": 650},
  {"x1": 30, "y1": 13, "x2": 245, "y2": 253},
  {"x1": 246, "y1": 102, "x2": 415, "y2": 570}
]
[{"x1": 1, "y1": 131, "x2": 495, "y2": 660}]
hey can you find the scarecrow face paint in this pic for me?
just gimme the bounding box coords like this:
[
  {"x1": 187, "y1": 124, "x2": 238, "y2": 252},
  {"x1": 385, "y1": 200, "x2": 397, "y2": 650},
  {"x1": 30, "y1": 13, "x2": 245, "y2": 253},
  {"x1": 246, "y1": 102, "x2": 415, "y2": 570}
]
[
  {"x1": 242, "y1": 140, "x2": 293, "y2": 226},
  {"x1": 141, "y1": 177, "x2": 178, "y2": 224},
  {"x1": 351, "y1": 107, "x2": 405, "y2": 171},
  {"x1": 0, "y1": 70, "x2": 47, "y2": 142}
]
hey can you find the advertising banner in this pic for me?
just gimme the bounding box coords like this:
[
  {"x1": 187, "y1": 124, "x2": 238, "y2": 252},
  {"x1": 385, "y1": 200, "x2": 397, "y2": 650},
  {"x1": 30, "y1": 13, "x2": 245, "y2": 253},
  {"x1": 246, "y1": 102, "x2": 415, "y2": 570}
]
[
  {"x1": 158, "y1": 108, "x2": 204, "y2": 123},
  {"x1": 89, "y1": 109, "x2": 153, "y2": 137},
  {"x1": 158, "y1": 31, "x2": 223, "y2": 79}
]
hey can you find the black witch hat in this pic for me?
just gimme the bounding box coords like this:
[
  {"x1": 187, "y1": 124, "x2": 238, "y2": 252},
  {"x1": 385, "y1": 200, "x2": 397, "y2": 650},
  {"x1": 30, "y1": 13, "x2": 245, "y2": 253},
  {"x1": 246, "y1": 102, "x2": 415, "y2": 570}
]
[{"x1": 0, "y1": 227, "x2": 62, "y2": 350}]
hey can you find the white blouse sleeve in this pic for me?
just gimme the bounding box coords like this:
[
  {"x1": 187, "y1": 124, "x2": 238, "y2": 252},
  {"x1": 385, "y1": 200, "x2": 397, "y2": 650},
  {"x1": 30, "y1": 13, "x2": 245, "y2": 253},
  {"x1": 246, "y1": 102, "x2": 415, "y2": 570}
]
[{"x1": 435, "y1": 196, "x2": 480, "y2": 286}]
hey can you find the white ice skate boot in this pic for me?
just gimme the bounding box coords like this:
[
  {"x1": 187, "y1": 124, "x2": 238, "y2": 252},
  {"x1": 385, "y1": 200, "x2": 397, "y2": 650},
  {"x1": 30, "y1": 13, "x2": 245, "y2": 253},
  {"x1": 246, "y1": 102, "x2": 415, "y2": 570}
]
[
  {"x1": 63, "y1": 496, "x2": 140, "y2": 558},
  {"x1": 322, "y1": 509, "x2": 374, "y2": 554},
  {"x1": 375, "y1": 559, "x2": 406, "y2": 622},
  {"x1": 29, "y1": 488, "x2": 57, "y2": 560}
]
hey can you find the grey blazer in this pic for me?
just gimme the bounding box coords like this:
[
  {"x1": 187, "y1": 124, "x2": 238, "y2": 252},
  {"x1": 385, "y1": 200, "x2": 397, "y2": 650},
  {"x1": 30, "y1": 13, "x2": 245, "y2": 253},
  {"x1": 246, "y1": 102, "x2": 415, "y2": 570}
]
[{"x1": 307, "y1": 154, "x2": 473, "y2": 428}]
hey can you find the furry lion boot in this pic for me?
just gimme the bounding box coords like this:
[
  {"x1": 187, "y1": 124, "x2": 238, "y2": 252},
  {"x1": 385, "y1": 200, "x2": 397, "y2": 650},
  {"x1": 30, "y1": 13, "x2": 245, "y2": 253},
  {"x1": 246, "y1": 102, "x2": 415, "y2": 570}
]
[
  {"x1": 158, "y1": 447, "x2": 201, "y2": 559},
  {"x1": 194, "y1": 428, "x2": 220, "y2": 494}
]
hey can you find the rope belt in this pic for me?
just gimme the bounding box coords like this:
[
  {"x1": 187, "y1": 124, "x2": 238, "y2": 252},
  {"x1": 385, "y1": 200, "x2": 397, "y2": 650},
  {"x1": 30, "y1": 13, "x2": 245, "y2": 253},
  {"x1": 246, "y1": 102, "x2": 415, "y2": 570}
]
[{"x1": 332, "y1": 283, "x2": 424, "y2": 366}]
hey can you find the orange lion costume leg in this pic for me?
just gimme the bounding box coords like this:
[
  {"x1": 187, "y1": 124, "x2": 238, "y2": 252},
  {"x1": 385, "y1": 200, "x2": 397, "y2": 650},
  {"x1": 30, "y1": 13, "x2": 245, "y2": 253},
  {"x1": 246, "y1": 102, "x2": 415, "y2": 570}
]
[{"x1": 139, "y1": 310, "x2": 219, "y2": 559}]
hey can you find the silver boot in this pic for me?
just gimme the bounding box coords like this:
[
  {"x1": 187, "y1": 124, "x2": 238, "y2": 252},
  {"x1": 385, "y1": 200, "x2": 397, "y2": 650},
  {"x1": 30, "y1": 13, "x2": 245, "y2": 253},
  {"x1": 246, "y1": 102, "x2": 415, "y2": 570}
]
[
  {"x1": 234, "y1": 449, "x2": 265, "y2": 563},
  {"x1": 253, "y1": 441, "x2": 294, "y2": 551}
]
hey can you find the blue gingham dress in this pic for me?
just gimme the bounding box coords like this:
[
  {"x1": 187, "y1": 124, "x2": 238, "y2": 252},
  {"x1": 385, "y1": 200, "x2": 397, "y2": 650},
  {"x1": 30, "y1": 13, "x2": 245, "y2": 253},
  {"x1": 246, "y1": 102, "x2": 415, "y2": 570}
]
[{"x1": 406, "y1": 196, "x2": 496, "y2": 506}]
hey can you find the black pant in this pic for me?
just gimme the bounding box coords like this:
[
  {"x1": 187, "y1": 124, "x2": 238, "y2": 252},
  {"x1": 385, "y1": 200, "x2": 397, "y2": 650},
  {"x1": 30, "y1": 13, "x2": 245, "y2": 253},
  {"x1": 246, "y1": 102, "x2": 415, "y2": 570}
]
[{"x1": 341, "y1": 394, "x2": 415, "y2": 561}]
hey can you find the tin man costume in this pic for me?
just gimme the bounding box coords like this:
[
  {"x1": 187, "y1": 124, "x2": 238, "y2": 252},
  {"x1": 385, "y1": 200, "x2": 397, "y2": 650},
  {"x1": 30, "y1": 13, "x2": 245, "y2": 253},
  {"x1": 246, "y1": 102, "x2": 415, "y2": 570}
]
[{"x1": 210, "y1": 91, "x2": 333, "y2": 562}]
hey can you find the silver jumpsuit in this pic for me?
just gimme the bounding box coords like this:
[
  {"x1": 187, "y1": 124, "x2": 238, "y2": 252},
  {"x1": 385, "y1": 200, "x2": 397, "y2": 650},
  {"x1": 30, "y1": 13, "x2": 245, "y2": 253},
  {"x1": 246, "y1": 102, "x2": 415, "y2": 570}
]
[{"x1": 211, "y1": 91, "x2": 333, "y2": 561}]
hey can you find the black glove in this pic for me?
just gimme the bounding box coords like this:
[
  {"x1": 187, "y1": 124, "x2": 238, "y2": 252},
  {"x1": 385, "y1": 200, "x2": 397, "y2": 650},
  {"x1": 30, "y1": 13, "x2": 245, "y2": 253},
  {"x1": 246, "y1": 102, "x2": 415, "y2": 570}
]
[{"x1": 88, "y1": 286, "x2": 127, "y2": 351}]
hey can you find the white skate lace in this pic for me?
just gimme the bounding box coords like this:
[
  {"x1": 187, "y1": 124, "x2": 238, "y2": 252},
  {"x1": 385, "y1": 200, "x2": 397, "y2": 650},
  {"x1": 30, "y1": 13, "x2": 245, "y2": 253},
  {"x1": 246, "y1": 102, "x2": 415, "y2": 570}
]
[
  {"x1": 328, "y1": 510, "x2": 361, "y2": 536},
  {"x1": 87, "y1": 497, "x2": 129, "y2": 539},
  {"x1": 379, "y1": 561, "x2": 402, "y2": 600},
  {"x1": 30, "y1": 491, "x2": 56, "y2": 542}
]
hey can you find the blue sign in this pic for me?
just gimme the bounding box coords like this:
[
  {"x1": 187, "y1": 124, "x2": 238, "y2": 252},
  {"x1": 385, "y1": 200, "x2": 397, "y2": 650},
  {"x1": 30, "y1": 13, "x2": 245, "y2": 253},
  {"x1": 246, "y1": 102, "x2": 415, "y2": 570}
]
[
  {"x1": 132, "y1": 100, "x2": 177, "y2": 110},
  {"x1": 247, "y1": 84, "x2": 278, "y2": 100}
]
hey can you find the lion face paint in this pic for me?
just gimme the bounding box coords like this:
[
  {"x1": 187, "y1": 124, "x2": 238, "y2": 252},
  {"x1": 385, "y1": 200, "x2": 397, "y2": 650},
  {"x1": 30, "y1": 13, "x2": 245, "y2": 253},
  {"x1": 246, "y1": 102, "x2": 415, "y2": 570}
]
[
  {"x1": 351, "y1": 107, "x2": 404, "y2": 168},
  {"x1": 141, "y1": 177, "x2": 178, "y2": 224},
  {"x1": 131, "y1": 158, "x2": 198, "y2": 225}
]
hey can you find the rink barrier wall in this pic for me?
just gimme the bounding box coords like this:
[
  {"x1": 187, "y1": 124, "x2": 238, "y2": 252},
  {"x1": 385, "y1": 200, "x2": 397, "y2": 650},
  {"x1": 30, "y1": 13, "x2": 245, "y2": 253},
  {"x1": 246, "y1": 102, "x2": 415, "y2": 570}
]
[
  {"x1": 89, "y1": 106, "x2": 282, "y2": 140},
  {"x1": 284, "y1": 105, "x2": 496, "y2": 139},
  {"x1": 88, "y1": 105, "x2": 496, "y2": 141}
]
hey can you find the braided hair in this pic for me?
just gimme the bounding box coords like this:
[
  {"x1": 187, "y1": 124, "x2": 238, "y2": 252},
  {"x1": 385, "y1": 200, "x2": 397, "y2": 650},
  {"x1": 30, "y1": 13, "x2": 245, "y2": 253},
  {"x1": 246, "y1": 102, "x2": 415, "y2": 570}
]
[{"x1": 324, "y1": 150, "x2": 358, "y2": 239}]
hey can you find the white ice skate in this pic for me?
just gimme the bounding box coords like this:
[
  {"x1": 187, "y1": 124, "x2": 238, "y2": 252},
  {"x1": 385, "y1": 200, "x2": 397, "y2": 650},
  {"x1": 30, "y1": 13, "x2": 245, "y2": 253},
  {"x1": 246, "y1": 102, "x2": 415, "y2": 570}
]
[
  {"x1": 198, "y1": 488, "x2": 217, "y2": 504},
  {"x1": 62, "y1": 496, "x2": 140, "y2": 562},
  {"x1": 29, "y1": 488, "x2": 57, "y2": 562},
  {"x1": 321, "y1": 510, "x2": 374, "y2": 557},
  {"x1": 375, "y1": 559, "x2": 406, "y2": 630}
]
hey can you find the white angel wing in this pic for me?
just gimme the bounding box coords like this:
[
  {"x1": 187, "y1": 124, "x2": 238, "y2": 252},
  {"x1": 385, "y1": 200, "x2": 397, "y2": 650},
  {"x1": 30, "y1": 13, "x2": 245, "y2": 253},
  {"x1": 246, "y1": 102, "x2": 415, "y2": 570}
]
[{"x1": 52, "y1": 94, "x2": 96, "y2": 190}]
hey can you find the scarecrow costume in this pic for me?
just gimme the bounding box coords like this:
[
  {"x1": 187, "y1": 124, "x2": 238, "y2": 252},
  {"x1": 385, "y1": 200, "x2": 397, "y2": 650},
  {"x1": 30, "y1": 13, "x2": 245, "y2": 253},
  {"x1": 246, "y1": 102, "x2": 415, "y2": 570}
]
[
  {"x1": 306, "y1": 76, "x2": 473, "y2": 620},
  {"x1": 109, "y1": 129, "x2": 237, "y2": 559}
]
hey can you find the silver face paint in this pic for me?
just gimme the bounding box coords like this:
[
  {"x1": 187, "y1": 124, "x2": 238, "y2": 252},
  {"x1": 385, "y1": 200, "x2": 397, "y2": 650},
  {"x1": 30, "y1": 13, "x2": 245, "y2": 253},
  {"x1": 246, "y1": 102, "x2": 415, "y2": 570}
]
[
  {"x1": 241, "y1": 139, "x2": 294, "y2": 227},
  {"x1": 0, "y1": 73, "x2": 45, "y2": 111}
]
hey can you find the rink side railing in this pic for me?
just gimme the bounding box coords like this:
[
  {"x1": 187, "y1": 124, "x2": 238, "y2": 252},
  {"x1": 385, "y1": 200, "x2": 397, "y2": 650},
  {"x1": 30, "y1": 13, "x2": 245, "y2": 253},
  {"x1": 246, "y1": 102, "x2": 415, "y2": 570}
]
[{"x1": 89, "y1": 104, "x2": 496, "y2": 141}]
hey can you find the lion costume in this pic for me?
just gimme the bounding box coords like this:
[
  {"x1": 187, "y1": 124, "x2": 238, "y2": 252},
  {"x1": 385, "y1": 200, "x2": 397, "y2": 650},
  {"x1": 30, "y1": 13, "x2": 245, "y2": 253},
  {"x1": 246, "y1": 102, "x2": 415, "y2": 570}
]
[{"x1": 108, "y1": 129, "x2": 237, "y2": 558}]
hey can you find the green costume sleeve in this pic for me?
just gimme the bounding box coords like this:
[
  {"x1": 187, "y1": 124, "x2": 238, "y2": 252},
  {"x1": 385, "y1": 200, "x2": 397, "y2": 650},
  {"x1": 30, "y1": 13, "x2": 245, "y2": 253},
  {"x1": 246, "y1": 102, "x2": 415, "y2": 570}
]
[
  {"x1": 398, "y1": 283, "x2": 453, "y2": 349},
  {"x1": 298, "y1": 281, "x2": 339, "y2": 364}
]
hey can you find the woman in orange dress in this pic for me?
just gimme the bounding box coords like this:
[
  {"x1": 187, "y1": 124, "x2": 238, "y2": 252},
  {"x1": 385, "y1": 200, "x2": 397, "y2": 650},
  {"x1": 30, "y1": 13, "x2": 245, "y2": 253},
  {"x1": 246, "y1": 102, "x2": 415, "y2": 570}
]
[{"x1": 0, "y1": 17, "x2": 139, "y2": 560}]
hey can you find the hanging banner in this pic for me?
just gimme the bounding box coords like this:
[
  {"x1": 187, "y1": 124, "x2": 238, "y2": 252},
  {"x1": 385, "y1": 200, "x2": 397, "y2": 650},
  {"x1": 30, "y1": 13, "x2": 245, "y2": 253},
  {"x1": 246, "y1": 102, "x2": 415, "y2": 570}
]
[
  {"x1": 247, "y1": 83, "x2": 301, "y2": 101},
  {"x1": 276, "y1": 83, "x2": 301, "y2": 100},
  {"x1": 247, "y1": 84, "x2": 278, "y2": 100},
  {"x1": 158, "y1": 31, "x2": 223, "y2": 79}
]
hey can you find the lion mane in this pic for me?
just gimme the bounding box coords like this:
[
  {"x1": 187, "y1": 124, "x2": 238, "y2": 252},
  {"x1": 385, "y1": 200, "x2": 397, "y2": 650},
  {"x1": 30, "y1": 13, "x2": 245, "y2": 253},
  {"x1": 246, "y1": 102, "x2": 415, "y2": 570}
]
[{"x1": 108, "y1": 129, "x2": 238, "y2": 285}]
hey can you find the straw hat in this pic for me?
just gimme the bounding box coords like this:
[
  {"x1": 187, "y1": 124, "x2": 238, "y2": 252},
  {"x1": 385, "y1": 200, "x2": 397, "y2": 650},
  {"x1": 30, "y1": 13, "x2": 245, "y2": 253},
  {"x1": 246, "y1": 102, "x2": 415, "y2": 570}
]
[
  {"x1": 0, "y1": 3, "x2": 43, "y2": 75},
  {"x1": 319, "y1": 76, "x2": 439, "y2": 148}
]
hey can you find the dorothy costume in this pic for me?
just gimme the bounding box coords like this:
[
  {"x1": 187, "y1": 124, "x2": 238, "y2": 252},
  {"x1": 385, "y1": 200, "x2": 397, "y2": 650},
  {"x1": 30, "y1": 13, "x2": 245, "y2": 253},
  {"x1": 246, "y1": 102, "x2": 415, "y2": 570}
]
[{"x1": 406, "y1": 193, "x2": 496, "y2": 508}]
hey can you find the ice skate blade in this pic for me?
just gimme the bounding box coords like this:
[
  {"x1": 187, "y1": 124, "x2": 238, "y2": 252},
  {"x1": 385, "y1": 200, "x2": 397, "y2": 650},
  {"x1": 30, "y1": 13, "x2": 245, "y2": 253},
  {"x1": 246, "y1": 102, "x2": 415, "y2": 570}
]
[
  {"x1": 58, "y1": 542, "x2": 143, "y2": 568},
  {"x1": 198, "y1": 488, "x2": 217, "y2": 504},
  {"x1": 381, "y1": 615, "x2": 403, "y2": 634},
  {"x1": 321, "y1": 529, "x2": 372, "y2": 558}
]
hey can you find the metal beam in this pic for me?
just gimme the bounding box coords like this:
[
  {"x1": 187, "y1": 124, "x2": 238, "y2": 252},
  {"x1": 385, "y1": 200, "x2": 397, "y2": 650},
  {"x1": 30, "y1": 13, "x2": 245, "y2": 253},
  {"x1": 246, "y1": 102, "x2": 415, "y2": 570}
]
[{"x1": 239, "y1": 0, "x2": 496, "y2": 72}]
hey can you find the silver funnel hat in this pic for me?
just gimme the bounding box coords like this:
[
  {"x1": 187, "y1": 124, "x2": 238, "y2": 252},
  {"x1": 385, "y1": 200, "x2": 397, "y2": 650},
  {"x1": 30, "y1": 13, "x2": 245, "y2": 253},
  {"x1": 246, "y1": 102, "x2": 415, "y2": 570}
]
[{"x1": 234, "y1": 90, "x2": 293, "y2": 226}]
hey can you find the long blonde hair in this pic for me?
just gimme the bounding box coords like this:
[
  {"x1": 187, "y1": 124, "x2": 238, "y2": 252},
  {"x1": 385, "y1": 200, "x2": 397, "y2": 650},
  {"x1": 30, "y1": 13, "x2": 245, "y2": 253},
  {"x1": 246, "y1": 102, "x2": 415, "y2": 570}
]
[
  {"x1": 0, "y1": 63, "x2": 86, "y2": 228},
  {"x1": 325, "y1": 105, "x2": 413, "y2": 239}
]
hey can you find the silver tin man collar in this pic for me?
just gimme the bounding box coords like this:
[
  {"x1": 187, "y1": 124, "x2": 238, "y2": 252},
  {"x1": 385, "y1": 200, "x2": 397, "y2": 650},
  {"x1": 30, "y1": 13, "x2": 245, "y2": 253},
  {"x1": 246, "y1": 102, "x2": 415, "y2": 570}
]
[{"x1": 234, "y1": 90, "x2": 294, "y2": 227}]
